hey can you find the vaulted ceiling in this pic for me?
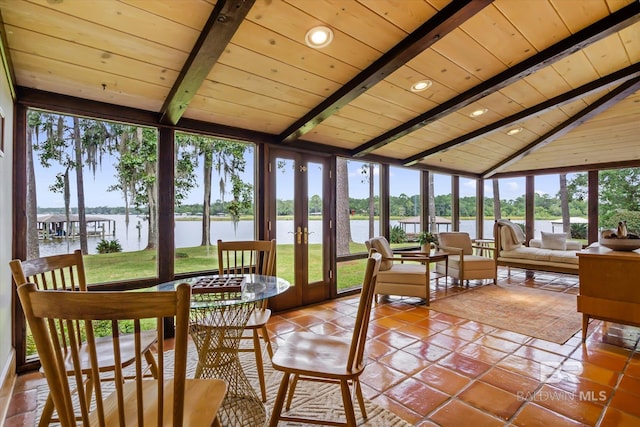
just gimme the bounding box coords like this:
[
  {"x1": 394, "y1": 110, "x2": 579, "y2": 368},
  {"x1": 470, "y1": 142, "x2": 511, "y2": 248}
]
[{"x1": 1, "y1": 0, "x2": 639, "y2": 178}]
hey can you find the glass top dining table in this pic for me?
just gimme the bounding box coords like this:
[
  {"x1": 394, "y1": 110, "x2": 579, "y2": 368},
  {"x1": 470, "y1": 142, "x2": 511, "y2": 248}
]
[
  {"x1": 155, "y1": 273, "x2": 290, "y2": 306},
  {"x1": 153, "y1": 273, "x2": 290, "y2": 427}
]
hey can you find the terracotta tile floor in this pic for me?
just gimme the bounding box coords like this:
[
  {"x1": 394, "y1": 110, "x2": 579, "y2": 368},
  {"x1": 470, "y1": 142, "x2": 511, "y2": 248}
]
[{"x1": 5, "y1": 268, "x2": 640, "y2": 426}]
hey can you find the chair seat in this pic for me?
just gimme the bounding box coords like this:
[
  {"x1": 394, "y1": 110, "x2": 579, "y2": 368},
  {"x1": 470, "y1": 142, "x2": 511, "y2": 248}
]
[
  {"x1": 89, "y1": 375, "x2": 227, "y2": 425},
  {"x1": 63, "y1": 330, "x2": 157, "y2": 373},
  {"x1": 245, "y1": 308, "x2": 271, "y2": 328},
  {"x1": 446, "y1": 254, "x2": 495, "y2": 272},
  {"x1": 377, "y1": 264, "x2": 427, "y2": 285},
  {"x1": 271, "y1": 332, "x2": 362, "y2": 379}
]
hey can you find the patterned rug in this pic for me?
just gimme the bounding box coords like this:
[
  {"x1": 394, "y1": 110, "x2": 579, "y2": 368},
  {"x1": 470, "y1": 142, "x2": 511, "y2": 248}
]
[
  {"x1": 36, "y1": 342, "x2": 412, "y2": 426},
  {"x1": 429, "y1": 284, "x2": 582, "y2": 344}
]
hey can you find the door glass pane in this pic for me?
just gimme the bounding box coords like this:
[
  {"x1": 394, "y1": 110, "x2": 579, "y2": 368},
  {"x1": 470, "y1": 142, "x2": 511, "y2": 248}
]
[
  {"x1": 275, "y1": 157, "x2": 295, "y2": 284},
  {"x1": 307, "y1": 161, "x2": 323, "y2": 283}
]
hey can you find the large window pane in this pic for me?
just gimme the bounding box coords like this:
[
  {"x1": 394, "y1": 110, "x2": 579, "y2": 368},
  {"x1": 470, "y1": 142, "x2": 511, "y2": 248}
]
[
  {"x1": 28, "y1": 109, "x2": 158, "y2": 283},
  {"x1": 432, "y1": 173, "x2": 452, "y2": 234},
  {"x1": 460, "y1": 177, "x2": 477, "y2": 238},
  {"x1": 390, "y1": 166, "x2": 419, "y2": 249},
  {"x1": 493, "y1": 177, "x2": 526, "y2": 238},
  {"x1": 173, "y1": 132, "x2": 255, "y2": 275},
  {"x1": 597, "y1": 168, "x2": 640, "y2": 236},
  {"x1": 336, "y1": 158, "x2": 380, "y2": 257},
  {"x1": 335, "y1": 158, "x2": 379, "y2": 291},
  {"x1": 534, "y1": 173, "x2": 586, "y2": 241},
  {"x1": 484, "y1": 178, "x2": 498, "y2": 238}
]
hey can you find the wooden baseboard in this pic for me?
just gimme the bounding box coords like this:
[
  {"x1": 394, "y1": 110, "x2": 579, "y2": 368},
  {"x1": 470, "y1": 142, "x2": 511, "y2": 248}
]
[{"x1": 0, "y1": 348, "x2": 16, "y2": 424}]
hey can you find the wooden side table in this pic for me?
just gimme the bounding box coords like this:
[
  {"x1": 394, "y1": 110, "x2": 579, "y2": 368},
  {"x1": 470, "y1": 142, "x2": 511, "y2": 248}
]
[
  {"x1": 402, "y1": 251, "x2": 449, "y2": 294},
  {"x1": 577, "y1": 246, "x2": 640, "y2": 341}
]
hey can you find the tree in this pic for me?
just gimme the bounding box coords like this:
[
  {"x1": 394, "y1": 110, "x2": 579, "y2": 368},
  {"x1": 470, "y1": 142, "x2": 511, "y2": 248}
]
[
  {"x1": 359, "y1": 163, "x2": 376, "y2": 239},
  {"x1": 336, "y1": 157, "x2": 352, "y2": 255},
  {"x1": 559, "y1": 174, "x2": 570, "y2": 234},
  {"x1": 429, "y1": 173, "x2": 436, "y2": 233},
  {"x1": 568, "y1": 168, "x2": 640, "y2": 228},
  {"x1": 175, "y1": 133, "x2": 251, "y2": 246},
  {"x1": 35, "y1": 114, "x2": 74, "y2": 251},
  {"x1": 110, "y1": 126, "x2": 160, "y2": 250},
  {"x1": 72, "y1": 117, "x2": 89, "y2": 254},
  {"x1": 26, "y1": 112, "x2": 41, "y2": 260},
  {"x1": 492, "y1": 179, "x2": 501, "y2": 220}
]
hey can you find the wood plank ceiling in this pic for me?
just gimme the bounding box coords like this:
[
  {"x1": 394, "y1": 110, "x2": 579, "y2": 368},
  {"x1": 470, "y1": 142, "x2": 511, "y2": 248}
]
[{"x1": 1, "y1": 0, "x2": 639, "y2": 178}]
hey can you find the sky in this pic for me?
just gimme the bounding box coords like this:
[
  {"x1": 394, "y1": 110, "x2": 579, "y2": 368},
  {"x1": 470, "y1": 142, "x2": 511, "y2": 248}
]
[{"x1": 33, "y1": 149, "x2": 569, "y2": 209}]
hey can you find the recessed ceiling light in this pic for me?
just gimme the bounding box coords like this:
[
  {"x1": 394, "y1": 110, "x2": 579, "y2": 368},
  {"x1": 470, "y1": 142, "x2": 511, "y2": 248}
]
[
  {"x1": 305, "y1": 26, "x2": 334, "y2": 48},
  {"x1": 506, "y1": 127, "x2": 523, "y2": 135},
  {"x1": 410, "y1": 80, "x2": 432, "y2": 92},
  {"x1": 469, "y1": 108, "x2": 488, "y2": 117}
]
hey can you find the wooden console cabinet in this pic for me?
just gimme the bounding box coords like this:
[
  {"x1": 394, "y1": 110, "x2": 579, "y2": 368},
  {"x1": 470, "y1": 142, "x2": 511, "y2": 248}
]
[{"x1": 577, "y1": 246, "x2": 640, "y2": 341}]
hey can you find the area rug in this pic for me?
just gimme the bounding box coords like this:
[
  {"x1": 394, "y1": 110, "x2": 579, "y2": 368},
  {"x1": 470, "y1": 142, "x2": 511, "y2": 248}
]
[
  {"x1": 35, "y1": 343, "x2": 412, "y2": 426},
  {"x1": 429, "y1": 284, "x2": 582, "y2": 344}
]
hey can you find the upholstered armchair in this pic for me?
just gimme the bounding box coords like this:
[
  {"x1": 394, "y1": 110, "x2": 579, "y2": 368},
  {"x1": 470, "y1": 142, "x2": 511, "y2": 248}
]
[
  {"x1": 365, "y1": 236, "x2": 432, "y2": 303},
  {"x1": 435, "y1": 232, "x2": 497, "y2": 286}
]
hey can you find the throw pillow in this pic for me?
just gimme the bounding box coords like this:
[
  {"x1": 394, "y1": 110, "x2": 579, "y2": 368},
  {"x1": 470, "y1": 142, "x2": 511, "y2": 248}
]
[{"x1": 541, "y1": 232, "x2": 567, "y2": 250}]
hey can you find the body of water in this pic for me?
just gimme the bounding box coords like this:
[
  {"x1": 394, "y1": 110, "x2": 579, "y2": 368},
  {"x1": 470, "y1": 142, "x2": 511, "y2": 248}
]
[{"x1": 37, "y1": 215, "x2": 561, "y2": 256}]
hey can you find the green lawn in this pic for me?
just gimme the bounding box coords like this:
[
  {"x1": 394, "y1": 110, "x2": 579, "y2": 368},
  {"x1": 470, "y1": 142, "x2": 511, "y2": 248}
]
[{"x1": 83, "y1": 242, "x2": 374, "y2": 291}]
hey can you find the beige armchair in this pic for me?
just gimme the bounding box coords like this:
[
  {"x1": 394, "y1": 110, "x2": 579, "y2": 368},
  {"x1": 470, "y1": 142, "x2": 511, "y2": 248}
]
[
  {"x1": 365, "y1": 236, "x2": 433, "y2": 303},
  {"x1": 435, "y1": 232, "x2": 497, "y2": 286}
]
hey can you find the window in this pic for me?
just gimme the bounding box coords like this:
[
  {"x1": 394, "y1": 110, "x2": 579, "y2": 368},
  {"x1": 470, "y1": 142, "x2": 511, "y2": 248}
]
[
  {"x1": 460, "y1": 177, "x2": 478, "y2": 238},
  {"x1": 335, "y1": 158, "x2": 380, "y2": 291},
  {"x1": 389, "y1": 166, "x2": 420, "y2": 249},
  {"x1": 173, "y1": 132, "x2": 255, "y2": 275},
  {"x1": 431, "y1": 173, "x2": 452, "y2": 234},
  {"x1": 28, "y1": 109, "x2": 158, "y2": 283}
]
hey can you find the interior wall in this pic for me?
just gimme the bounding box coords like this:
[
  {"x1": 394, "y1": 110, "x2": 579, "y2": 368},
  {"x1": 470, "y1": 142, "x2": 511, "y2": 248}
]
[{"x1": 0, "y1": 62, "x2": 15, "y2": 417}]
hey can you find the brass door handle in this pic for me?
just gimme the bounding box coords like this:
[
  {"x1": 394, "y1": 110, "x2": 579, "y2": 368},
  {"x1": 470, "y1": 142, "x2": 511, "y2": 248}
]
[
  {"x1": 303, "y1": 227, "x2": 315, "y2": 244},
  {"x1": 288, "y1": 227, "x2": 302, "y2": 244}
]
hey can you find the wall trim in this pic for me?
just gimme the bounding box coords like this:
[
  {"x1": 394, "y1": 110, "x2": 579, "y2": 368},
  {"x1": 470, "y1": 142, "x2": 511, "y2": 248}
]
[{"x1": 0, "y1": 348, "x2": 16, "y2": 424}]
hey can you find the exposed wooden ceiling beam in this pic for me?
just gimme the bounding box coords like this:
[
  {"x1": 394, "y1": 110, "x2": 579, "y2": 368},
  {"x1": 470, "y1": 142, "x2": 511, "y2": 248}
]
[
  {"x1": 482, "y1": 76, "x2": 640, "y2": 178},
  {"x1": 402, "y1": 63, "x2": 640, "y2": 166},
  {"x1": 159, "y1": 0, "x2": 254, "y2": 125},
  {"x1": 489, "y1": 158, "x2": 640, "y2": 179},
  {"x1": 352, "y1": 1, "x2": 640, "y2": 158},
  {"x1": 277, "y1": 0, "x2": 493, "y2": 144}
]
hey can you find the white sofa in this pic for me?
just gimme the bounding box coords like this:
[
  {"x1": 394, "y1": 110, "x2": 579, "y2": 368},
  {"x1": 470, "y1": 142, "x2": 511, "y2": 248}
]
[{"x1": 493, "y1": 220, "x2": 581, "y2": 275}]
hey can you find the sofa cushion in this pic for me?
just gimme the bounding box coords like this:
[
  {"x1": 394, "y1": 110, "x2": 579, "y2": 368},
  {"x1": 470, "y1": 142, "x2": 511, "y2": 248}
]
[
  {"x1": 541, "y1": 232, "x2": 567, "y2": 250},
  {"x1": 530, "y1": 238, "x2": 581, "y2": 251},
  {"x1": 565, "y1": 240, "x2": 582, "y2": 250},
  {"x1": 549, "y1": 251, "x2": 579, "y2": 265},
  {"x1": 447, "y1": 254, "x2": 495, "y2": 272},
  {"x1": 500, "y1": 247, "x2": 552, "y2": 261}
]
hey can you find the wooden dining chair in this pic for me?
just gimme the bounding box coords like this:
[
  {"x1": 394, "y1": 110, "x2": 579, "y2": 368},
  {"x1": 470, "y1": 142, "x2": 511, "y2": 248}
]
[
  {"x1": 9, "y1": 250, "x2": 158, "y2": 426},
  {"x1": 17, "y1": 281, "x2": 227, "y2": 426},
  {"x1": 217, "y1": 239, "x2": 276, "y2": 403},
  {"x1": 268, "y1": 252, "x2": 382, "y2": 427}
]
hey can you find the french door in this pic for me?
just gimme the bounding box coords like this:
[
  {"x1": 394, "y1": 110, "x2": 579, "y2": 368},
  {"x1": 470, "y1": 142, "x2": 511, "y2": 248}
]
[{"x1": 267, "y1": 151, "x2": 331, "y2": 311}]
